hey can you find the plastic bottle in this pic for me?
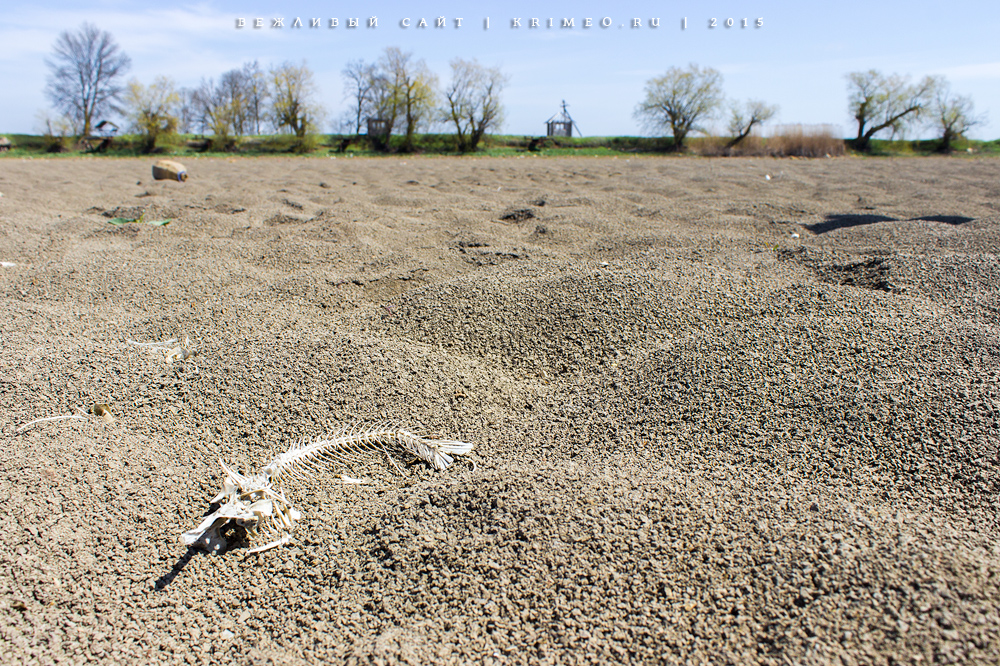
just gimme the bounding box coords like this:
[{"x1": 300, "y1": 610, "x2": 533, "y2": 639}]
[{"x1": 152, "y1": 160, "x2": 188, "y2": 182}]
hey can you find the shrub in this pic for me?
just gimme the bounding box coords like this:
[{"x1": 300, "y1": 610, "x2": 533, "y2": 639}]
[
  {"x1": 35, "y1": 111, "x2": 73, "y2": 152},
  {"x1": 690, "y1": 136, "x2": 730, "y2": 157},
  {"x1": 766, "y1": 124, "x2": 845, "y2": 157},
  {"x1": 206, "y1": 135, "x2": 239, "y2": 152},
  {"x1": 125, "y1": 77, "x2": 181, "y2": 153}
]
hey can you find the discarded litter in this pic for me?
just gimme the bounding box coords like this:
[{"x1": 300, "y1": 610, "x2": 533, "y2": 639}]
[
  {"x1": 765, "y1": 174, "x2": 771, "y2": 181},
  {"x1": 791, "y1": 232, "x2": 800, "y2": 238},
  {"x1": 91, "y1": 404, "x2": 115, "y2": 424},
  {"x1": 128, "y1": 335, "x2": 195, "y2": 363},
  {"x1": 1, "y1": 261, "x2": 15, "y2": 268},
  {"x1": 108, "y1": 213, "x2": 171, "y2": 226},
  {"x1": 152, "y1": 160, "x2": 188, "y2": 182}
]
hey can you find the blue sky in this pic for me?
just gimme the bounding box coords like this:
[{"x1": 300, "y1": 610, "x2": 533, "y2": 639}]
[{"x1": 2, "y1": 1, "x2": 998, "y2": 139}]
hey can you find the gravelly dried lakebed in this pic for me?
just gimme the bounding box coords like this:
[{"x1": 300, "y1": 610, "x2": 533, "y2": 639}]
[{"x1": 1, "y1": 155, "x2": 998, "y2": 665}]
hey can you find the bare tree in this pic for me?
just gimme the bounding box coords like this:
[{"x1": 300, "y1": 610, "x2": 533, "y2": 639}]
[
  {"x1": 176, "y1": 87, "x2": 198, "y2": 135},
  {"x1": 124, "y1": 76, "x2": 180, "y2": 152},
  {"x1": 368, "y1": 69, "x2": 400, "y2": 139},
  {"x1": 218, "y1": 68, "x2": 251, "y2": 135},
  {"x1": 634, "y1": 64, "x2": 723, "y2": 152},
  {"x1": 189, "y1": 64, "x2": 268, "y2": 148},
  {"x1": 45, "y1": 23, "x2": 131, "y2": 136},
  {"x1": 191, "y1": 78, "x2": 238, "y2": 148},
  {"x1": 379, "y1": 47, "x2": 439, "y2": 152},
  {"x1": 726, "y1": 99, "x2": 778, "y2": 148},
  {"x1": 927, "y1": 79, "x2": 985, "y2": 152},
  {"x1": 241, "y1": 61, "x2": 269, "y2": 135},
  {"x1": 341, "y1": 59, "x2": 378, "y2": 135},
  {"x1": 270, "y1": 61, "x2": 325, "y2": 150},
  {"x1": 846, "y1": 70, "x2": 937, "y2": 152},
  {"x1": 441, "y1": 58, "x2": 508, "y2": 152}
]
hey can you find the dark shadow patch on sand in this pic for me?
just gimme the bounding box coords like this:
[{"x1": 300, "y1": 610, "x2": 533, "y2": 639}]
[
  {"x1": 154, "y1": 547, "x2": 202, "y2": 590},
  {"x1": 158, "y1": 510, "x2": 252, "y2": 588},
  {"x1": 806, "y1": 214, "x2": 896, "y2": 234},
  {"x1": 777, "y1": 247, "x2": 901, "y2": 293},
  {"x1": 807, "y1": 213, "x2": 974, "y2": 234},
  {"x1": 264, "y1": 213, "x2": 307, "y2": 225},
  {"x1": 910, "y1": 215, "x2": 973, "y2": 225},
  {"x1": 499, "y1": 208, "x2": 536, "y2": 223},
  {"x1": 213, "y1": 203, "x2": 247, "y2": 214},
  {"x1": 459, "y1": 248, "x2": 528, "y2": 267},
  {"x1": 824, "y1": 257, "x2": 895, "y2": 292}
]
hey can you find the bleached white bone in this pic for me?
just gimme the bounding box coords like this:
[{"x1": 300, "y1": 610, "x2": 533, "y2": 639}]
[
  {"x1": 127, "y1": 337, "x2": 178, "y2": 348},
  {"x1": 15, "y1": 414, "x2": 88, "y2": 433},
  {"x1": 182, "y1": 423, "x2": 474, "y2": 553}
]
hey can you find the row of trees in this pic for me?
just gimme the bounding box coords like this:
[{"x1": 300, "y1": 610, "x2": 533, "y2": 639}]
[
  {"x1": 340, "y1": 48, "x2": 507, "y2": 152},
  {"x1": 43, "y1": 23, "x2": 985, "y2": 154},
  {"x1": 42, "y1": 23, "x2": 326, "y2": 151},
  {"x1": 636, "y1": 64, "x2": 985, "y2": 153},
  {"x1": 847, "y1": 70, "x2": 983, "y2": 152},
  {"x1": 123, "y1": 61, "x2": 321, "y2": 152},
  {"x1": 43, "y1": 23, "x2": 508, "y2": 153}
]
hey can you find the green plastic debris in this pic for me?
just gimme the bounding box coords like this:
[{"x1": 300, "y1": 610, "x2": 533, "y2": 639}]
[{"x1": 107, "y1": 215, "x2": 171, "y2": 226}]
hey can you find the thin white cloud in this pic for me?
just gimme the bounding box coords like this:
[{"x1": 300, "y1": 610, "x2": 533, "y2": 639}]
[
  {"x1": 0, "y1": 4, "x2": 237, "y2": 59},
  {"x1": 0, "y1": 27, "x2": 57, "y2": 59},
  {"x1": 930, "y1": 62, "x2": 1000, "y2": 81},
  {"x1": 0, "y1": 4, "x2": 266, "y2": 89},
  {"x1": 715, "y1": 63, "x2": 750, "y2": 76}
]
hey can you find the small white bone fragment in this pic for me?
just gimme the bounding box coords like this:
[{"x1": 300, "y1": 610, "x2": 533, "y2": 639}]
[{"x1": 127, "y1": 337, "x2": 178, "y2": 348}]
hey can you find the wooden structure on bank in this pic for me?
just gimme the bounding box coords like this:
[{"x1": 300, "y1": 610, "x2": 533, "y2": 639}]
[
  {"x1": 82, "y1": 120, "x2": 119, "y2": 153},
  {"x1": 546, "y1": 101, "x2": 581, "y2": 138},
  {"x1": 366, "y1": 118, "x2": 390, "y2": 139}
]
